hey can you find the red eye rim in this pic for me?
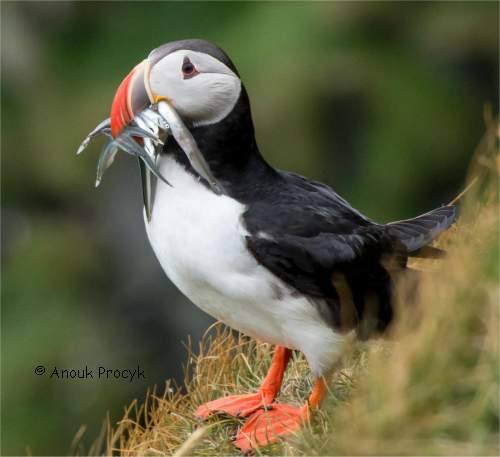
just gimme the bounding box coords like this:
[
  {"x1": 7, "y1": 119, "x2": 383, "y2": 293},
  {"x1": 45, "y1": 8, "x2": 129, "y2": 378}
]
[{"x1": 182, "y1": 57, "x2": 198, "y2": 79}]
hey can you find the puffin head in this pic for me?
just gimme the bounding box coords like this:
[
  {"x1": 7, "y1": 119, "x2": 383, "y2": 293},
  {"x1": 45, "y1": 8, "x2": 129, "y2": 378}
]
[{"x1": 110, "y1": 39, "x2": 243, "y2": 137}]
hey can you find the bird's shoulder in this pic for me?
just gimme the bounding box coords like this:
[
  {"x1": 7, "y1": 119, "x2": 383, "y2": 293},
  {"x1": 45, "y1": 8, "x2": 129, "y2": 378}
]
[{"x1": 243, "y1": 170, "x2": 373, "y2": 237}]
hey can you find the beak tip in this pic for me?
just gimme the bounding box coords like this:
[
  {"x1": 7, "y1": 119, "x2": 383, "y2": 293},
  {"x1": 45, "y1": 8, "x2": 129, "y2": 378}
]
[{"x1": 95, "y1": 179, "x2": 101, "y2": 188}]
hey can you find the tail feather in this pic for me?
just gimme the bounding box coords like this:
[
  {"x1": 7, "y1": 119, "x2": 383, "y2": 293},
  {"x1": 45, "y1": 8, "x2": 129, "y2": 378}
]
[{"x1": 387, "y1": 205, "x2": 456, "y2": 253}]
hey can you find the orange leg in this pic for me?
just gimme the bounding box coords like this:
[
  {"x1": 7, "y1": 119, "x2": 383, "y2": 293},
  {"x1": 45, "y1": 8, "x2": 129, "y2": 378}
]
[
  {"x1": 195, "y1": 346, "x2": 292, "y2": 419},
  {"x1": 234, "y1": 377, "x2": 327, "y2": 453}
]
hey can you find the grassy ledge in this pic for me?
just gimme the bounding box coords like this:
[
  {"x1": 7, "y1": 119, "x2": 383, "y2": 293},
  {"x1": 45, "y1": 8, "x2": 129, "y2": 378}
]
[{"x1": 90, "y1": 118, "x2": 498, "y2": 456}]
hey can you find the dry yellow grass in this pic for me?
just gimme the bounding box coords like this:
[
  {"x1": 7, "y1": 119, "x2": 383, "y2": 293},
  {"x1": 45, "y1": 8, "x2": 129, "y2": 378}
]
[
  {"x1": 89, "y1": 114, "x2": 498, "y2": 456},
  {"x1": 96, "y1": 327, "x2": 323, "y2": 455}
]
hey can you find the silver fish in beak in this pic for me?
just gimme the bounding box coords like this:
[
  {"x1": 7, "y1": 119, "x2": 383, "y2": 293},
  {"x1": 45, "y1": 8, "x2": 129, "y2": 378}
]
[{"x1": 77, "y1": 56, "x2": 224, "y2": 221}]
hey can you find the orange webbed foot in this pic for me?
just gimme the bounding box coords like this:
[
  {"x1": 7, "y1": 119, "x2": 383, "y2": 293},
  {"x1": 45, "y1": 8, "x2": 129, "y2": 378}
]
[
  {"x1": 233, "y1": 378, "x2": 326, "y2": 452},
  {"x1": 196, "y1": 346, "x2": 292, "y2": 420},
  {"x1": 233, "y1": 403, "x2": 308, "y2": 453},
  {"x1": 195, "y1": 392, "x2": 269, "y2": 419}
]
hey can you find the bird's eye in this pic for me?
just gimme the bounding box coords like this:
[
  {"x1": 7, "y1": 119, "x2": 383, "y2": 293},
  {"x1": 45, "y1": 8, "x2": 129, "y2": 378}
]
[{"x1": 182, "y1": 57, "x2": 198, "y2": 78}]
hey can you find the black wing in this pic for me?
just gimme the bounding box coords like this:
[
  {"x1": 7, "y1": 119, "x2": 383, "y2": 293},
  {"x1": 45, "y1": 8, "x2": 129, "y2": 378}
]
[
  {"x1": 245, "y1": 223, "x2": 405, "y2": 339},
  {"x1": 243, "y1": 172, "x2": 455, "y2": 338},
  {"x1": 243, "y1": 173, "x2": 404, "y2": 338}
]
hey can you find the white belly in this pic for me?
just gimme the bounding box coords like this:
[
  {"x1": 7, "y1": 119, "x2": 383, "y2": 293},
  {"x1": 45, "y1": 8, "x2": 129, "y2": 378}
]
[{"x1": 144, "y1": 156, "x2": 348, "y2": 375}]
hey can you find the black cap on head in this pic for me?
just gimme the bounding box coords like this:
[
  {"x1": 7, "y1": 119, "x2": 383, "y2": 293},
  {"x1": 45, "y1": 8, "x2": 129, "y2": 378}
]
[{"x1": 148, "y1": 39, "x2": 240, "y2": 77}]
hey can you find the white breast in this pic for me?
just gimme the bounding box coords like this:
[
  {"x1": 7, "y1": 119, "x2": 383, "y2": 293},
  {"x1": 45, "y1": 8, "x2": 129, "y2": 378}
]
[{"x1": 144, "y1": 156, "x2": 349, "y2": 376}]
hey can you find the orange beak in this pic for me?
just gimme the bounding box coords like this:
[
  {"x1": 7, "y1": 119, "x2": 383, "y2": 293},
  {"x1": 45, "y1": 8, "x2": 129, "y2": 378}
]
[{"x1": 110, "y1": 60, "x2": 154, "y2": 137}]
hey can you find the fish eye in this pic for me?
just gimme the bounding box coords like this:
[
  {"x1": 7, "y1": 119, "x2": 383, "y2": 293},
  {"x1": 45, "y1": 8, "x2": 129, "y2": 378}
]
[{"x1": 182, "y1": 57, "x2": 198, "y2": 78}]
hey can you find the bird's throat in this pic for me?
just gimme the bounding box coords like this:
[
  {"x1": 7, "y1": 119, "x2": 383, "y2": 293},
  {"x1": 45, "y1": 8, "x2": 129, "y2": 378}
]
[{"x1": 167, "y1": 88, "x2": 279, "y2": 203}]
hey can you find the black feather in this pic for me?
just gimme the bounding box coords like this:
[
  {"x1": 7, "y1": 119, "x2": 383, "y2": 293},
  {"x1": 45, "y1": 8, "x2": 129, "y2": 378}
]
[{"x1": 387, "y1": 206, "x2": 456, "y2": 252}]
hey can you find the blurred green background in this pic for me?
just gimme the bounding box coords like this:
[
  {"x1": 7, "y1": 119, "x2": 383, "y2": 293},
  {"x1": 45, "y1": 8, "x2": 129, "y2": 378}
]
[{"x1": 1, "y1": 1, "x2": 498, "y2": 455}]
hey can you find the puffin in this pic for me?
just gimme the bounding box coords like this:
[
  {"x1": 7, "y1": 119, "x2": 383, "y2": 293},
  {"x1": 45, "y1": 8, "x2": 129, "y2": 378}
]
[{"x1": 78, "y1": 39, "x2": 456, "y2": 452}]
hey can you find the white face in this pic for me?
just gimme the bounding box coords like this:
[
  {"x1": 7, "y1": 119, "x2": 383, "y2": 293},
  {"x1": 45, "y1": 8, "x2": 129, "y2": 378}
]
[{"x1": 148, "y1": 50, "x2": 242, "y2": 127}]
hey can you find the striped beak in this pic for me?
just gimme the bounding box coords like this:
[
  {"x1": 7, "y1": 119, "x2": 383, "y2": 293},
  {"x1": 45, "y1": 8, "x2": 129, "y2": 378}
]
[
  {"x1": 109, "y1": 59, "x2": 159, "y2": 221},
  {"x1": 110, "y1": 60, "x2": 155, "y2": 138}
]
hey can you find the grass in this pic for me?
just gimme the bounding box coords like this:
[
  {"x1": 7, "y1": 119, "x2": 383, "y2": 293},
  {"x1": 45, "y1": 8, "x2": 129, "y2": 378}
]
[{"x1": 89, "y1": 115, "x2": 499, "y2": 456}]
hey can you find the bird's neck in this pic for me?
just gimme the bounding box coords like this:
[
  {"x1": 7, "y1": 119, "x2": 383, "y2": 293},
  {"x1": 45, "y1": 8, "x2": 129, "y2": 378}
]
[{"x1": 168, "y1": 88, "x2": 279, "y2": 202}]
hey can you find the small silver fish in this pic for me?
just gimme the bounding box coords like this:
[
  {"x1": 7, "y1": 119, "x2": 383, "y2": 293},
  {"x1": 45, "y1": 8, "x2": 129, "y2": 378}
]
[
  {"x1": 77, "y1": 100, "x2": 224, "y2": 220},
  {"x1": 156, "y1": 101, "x2": 224, "y2": 196}
]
